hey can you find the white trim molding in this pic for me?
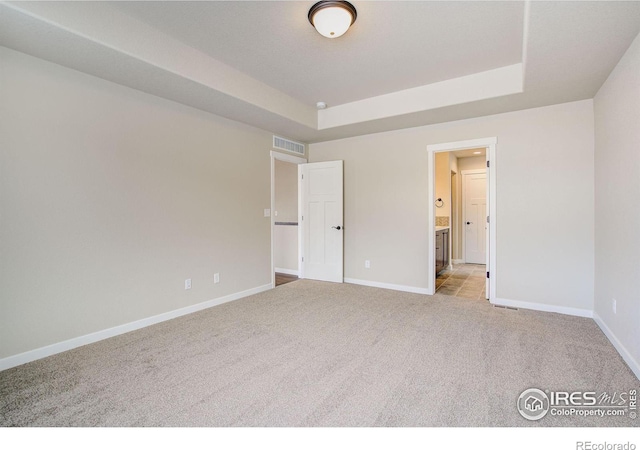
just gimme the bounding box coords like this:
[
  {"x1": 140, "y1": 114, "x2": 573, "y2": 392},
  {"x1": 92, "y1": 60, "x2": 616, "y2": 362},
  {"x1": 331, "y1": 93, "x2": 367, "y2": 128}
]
[
  {"x1": 492, "y1": 297, "x2": 593, "y2": 318},
  {"x1": 270, "y1": 151, "x2": 307, "y2": 288},
  {"x1": 270, "y1": 150, "x2": 307, "y2": 165},
  {"x1": 0, "y1": 283, "x2": 273, "y2": 372},
  {"x1": 593, "y1": 313, "x2": 640, "y2": 381},
  {"x1": 345, "y1": 278, "x2": 430, "y2": 295},
  {"x1": 427, "y1": 137, "x2": 497, "y2": 153}
]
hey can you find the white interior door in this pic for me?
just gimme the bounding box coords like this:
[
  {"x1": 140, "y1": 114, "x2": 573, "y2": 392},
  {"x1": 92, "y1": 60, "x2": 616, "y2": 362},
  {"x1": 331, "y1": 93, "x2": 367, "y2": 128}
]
[
  {"x1": 300, "y1": 161, "x2": 343, "y2": 283},
  {"x1": 463, "y1": 170, "x2": 487, "y2": 265}
]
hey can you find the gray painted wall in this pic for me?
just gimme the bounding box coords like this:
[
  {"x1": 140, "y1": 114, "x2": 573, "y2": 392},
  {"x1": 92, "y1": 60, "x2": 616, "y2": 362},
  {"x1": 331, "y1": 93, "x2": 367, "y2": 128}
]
[
  {"x1": 0, "y1": 47, "x2": 275, "y2": 359},
  {"x1": 594, "y1": 32, "x2": 640, "y2": 376},
  {"x1": 310, "y1": 100, "x2": 595, "y2": 314}
]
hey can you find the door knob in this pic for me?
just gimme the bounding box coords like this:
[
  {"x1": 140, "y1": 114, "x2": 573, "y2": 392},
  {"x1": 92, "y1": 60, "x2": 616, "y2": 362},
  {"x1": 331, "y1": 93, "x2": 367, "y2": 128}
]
[
  {"x1": 332, "y1": 226, "x2": 342, "y2": 230},
  {"x1": 466, "y1": 222, "x2": 472, "y2": 225}
]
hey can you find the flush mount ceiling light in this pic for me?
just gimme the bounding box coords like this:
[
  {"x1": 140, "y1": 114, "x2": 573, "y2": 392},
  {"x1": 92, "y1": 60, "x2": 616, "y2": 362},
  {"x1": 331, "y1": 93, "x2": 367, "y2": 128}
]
[{"x1": 308, "y1": 1, "x2": 357, "y2": 39}]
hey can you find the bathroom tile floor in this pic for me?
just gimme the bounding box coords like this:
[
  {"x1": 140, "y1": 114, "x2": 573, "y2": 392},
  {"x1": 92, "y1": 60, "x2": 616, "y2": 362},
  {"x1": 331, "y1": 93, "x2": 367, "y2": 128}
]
[{"x1": 436, "y1": 263, "x2": 487, "y2": 300}]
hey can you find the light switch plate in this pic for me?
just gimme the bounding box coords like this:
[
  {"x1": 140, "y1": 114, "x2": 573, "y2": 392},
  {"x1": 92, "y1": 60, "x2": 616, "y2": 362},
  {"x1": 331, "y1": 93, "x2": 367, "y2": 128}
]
[{"x1": 264, "y1": 209, "x2": 271, "y2": 217}]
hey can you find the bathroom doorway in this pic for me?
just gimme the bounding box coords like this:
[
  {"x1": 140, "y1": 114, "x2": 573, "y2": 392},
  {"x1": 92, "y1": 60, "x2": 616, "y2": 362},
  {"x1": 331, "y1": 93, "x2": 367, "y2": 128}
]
[{"x1": 427, "y1": 138, "x2": 496, "y2": 301}]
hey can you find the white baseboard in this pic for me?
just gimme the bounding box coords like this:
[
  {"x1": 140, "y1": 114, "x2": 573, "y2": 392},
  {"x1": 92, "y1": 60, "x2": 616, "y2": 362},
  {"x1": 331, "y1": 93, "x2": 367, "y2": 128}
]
[
  {"x1": 492, "y1": 297, "x2": 593, "y2": 318},
  {"x1": 344, "y1": 278, "x2": 430, "y2": 295},
  {"x1": 593, "y1": 312, "x2": 640, "y2": 381},
  {"x1": 275, "y1": 267, "x2": 299, "y2": 276},
  {"x1": 452, "y1": 259, "x2": 464, "y2": 264},
  {"x1": 0, "y1": 283, "x2": 273, "y2": 372}
]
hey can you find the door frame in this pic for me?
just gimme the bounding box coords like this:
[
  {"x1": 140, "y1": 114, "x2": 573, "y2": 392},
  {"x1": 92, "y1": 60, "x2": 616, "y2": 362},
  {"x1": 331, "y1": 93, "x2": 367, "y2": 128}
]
[
  {"x1": 270, "y1": 151, "x2": 307, "y2": 288},
  {"x1": 461, "y1": 169, "x2": 487, "y2": 265},
  {"x1": 426, "y1": 137, "x2": 497, "y2": 302},
  {"x1": 450, "y1": 170, "x2": 458, "y2": 265}
]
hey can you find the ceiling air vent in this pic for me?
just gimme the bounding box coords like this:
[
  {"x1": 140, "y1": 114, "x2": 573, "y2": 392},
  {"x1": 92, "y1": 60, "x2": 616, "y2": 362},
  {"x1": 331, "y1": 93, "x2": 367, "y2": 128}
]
[{"x1": 273, "y1": 136, "x2": 305, "y2": 155}]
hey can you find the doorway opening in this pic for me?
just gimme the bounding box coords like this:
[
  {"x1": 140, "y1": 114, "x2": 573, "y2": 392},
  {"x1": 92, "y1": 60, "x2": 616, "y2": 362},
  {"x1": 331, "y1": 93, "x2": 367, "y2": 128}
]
[
  {"x1": 270, "y1": 151, "x2": 306, "y2": 287},
  {"x1": 426, "y1": 138, "x2": 496, "y2": 302},
  {"x1": 435, "y1": 151, "x2": 487, "y2": 299}
]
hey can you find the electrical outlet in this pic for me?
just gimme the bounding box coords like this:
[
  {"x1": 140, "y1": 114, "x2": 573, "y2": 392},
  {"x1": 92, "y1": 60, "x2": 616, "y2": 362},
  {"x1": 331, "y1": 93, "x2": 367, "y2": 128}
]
[
  {"x1": 185, "y1": 278, "x2": 192, "y2": 290},
  {"x1": 365, "y1": 260, "x2": 370, "y2": 269},
  {"x1": 612, "y1": 298, "x2": 617, "y2": 314},
  {"x1": 214, "y1": 273, "x2": 220, "y2": 284},
  {"x1": 264, "y1": 209, "x2": 271, "y2": 217}
]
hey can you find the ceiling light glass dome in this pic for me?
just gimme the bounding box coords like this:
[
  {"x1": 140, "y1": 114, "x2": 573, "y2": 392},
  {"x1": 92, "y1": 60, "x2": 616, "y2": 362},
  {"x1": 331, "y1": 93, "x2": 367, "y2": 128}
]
[{"x1": 308, "y1": 1, "x2": 357, "y2": 39}]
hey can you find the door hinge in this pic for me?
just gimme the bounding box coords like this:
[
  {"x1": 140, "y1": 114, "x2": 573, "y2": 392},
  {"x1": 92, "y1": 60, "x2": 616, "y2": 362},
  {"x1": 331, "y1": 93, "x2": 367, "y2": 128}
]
[
  {"x1": 487, "y1": 216, "x2": 490, "y2": 223},
  {"x1": 302, "y1": 256, "x2": 304, "y2": 262},
  {"x1": 301, "y1": 215, "x2": 304, "y2": 221},
  {"x1": 486, "y1": 160, "x2": 490, "y2": 168},
  {"x1": 486, "y1": 271, "x2": 490, "y2": 278},
  {"x1": 301, "y1": 174, "x2": 304, "y2": 180}
]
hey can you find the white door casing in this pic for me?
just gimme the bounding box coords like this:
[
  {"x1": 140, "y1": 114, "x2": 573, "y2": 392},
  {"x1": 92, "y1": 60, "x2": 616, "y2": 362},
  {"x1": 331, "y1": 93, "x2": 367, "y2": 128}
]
[
  {"x1": 300, "y1": 161, "x2": 344, "y2": 283},
  {"x1": 485, "y1": 154, "x2": 490, "y2": 297},
  {"x1": 462, "y1": 170, "x2": 487, "y2": 265},
  {"x1": 426, "y1": 137, "x2": 496, "y2": 302},
  {"x1": 270, "y1": 151, "x2": 307, "y2": 288}
]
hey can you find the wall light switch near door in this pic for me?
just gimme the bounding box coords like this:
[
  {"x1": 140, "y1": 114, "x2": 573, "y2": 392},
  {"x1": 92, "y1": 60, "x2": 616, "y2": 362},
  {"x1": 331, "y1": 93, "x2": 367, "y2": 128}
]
[
  {"x1": 185, "y1": 278, "x2": 192, "y2": 290},
  {"x1": 214, "y1": 273, "x2": 220, "y2": 284},
  {"x1": 264, "y1": 209, "x2": 271, "y2": 217}
]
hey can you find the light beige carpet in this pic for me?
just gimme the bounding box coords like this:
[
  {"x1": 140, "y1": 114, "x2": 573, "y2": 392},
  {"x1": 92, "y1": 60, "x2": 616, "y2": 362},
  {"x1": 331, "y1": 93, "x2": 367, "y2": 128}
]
[{"x1": 1, "y1": 280, "x2": 637, "y2": 427}]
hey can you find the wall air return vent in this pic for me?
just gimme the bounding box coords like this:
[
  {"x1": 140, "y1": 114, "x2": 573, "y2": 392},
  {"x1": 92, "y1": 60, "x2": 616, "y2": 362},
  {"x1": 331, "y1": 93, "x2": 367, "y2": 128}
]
[{"x1": 273, "y1": 136, "x2": 305, "y2": 155}]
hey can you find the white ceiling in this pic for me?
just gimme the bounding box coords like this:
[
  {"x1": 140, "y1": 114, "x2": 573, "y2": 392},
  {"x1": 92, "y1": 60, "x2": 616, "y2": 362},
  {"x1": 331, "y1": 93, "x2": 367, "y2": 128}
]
[
  {"x1": 453, "y1": 148, "x2": 486, "y2": 159},
  {"x1": 115, "y1": 1, "x2": 525, "y2": 107},
  {"x1": 2, "y1": 1, "x2": 640, "y2": 143}
]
